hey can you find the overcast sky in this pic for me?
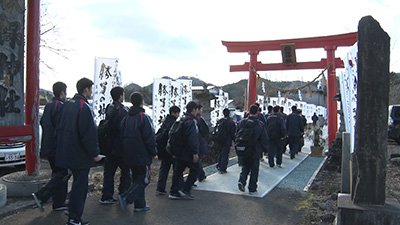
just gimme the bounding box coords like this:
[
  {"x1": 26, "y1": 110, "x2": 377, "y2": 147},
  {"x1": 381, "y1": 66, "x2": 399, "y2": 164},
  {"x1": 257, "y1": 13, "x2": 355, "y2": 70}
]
[{"x1": 39, "y1": 0, "x2": 400, "y2": 95}]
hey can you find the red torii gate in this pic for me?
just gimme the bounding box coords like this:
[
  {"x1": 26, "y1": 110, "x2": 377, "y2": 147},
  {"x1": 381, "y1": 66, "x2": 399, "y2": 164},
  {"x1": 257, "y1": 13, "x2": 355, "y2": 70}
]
[{"x1": 222, "y1": 32, "x2": 357, "y2": 147}]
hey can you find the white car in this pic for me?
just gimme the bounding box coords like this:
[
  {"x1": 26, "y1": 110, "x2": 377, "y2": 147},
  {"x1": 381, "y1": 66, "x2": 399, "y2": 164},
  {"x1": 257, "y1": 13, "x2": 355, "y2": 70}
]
[
  {"x1": 0, "y1": 107, "x2": 43, "y2": 167},
  {"x1": 0, "y1": 142, "x2": 26, "y2": 167}
]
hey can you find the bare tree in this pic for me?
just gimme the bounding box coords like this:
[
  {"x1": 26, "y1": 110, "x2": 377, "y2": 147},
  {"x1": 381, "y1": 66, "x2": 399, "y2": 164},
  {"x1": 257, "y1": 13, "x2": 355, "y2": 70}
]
[{"x1": 39, "y1": 1, "x2": 72, "y2": 71}]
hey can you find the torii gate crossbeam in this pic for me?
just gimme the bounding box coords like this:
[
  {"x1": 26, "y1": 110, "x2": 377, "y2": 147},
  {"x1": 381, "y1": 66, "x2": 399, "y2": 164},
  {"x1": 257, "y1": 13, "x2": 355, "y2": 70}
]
[{"x1": 222, "y1": 32, "x2": 357, "y2": 147}]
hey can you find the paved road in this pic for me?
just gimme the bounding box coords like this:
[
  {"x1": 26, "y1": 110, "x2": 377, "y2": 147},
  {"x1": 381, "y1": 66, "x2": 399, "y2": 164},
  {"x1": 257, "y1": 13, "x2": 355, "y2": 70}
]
[{"x1": 0, "y1": 182, "x2": 309, "y2": 225}]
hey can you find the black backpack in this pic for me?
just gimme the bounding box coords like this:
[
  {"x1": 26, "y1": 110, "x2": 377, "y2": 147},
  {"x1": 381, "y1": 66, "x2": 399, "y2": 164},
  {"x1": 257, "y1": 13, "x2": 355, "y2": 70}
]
[
  {"x1": 97, "y1": 105, "x2": 118, "y2": 155},
  {"x1": 212, "y1": 118, "x2": 228, "y2": 144},
  {"x1": 166, "y1": 117, "x2": 189, "y2": 156},
  {"x1": 234, "y1": 119, "x2": 258, "y2": 158},
  {"x1": 266, "y1": 115, "x2": 281, "y2": 141},
  {"x1": 155, "y1": 118, "x2": 175, "y2": 159}
]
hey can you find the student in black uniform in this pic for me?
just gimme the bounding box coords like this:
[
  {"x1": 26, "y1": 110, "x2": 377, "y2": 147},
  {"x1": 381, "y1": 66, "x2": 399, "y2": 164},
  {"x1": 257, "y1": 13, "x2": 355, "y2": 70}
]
[
  {"x1": 56, "y1": 78, "x2": 103, "y2": 225},
  {"x1": 32, "y1": 82, "x2": 69, "y2": 212}
]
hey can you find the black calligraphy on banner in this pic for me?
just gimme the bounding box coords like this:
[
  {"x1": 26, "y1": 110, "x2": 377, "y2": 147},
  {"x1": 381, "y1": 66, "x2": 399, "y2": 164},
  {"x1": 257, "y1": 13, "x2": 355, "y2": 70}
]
[
  {"x1": 100, "y1": 81, "x2": 107, "y2": 95},
  {"x1": 99, "y1": 63, "x2": 112, "y2": 80},
  {"x1": 159, "y1": 97, "x2": 166, "y2": 108},
  {"x1": 182, "y1": 96, "x2": 187, "y2": 106},
  {"x1": 183, "y1": 85, "x2": 189, "y2": 94}
]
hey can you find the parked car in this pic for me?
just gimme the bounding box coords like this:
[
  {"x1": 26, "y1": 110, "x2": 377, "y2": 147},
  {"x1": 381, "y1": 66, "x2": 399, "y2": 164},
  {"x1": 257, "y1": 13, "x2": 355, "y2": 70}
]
[
  {"x1": 0, "y1": 142, "x2": 26, "y2": 167},
  {"x1": 388, "y1": 105, "x2": 400, "y2": 144},
  {"x1": 0, "y1": 107, "x2": 43, "y2": 167}
]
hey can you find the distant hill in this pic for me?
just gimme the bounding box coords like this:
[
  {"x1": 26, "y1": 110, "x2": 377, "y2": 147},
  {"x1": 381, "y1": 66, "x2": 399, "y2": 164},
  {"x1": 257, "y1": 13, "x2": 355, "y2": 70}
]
[{"x1": 39, "y1": 72, "x2": 400, "y2": 108}]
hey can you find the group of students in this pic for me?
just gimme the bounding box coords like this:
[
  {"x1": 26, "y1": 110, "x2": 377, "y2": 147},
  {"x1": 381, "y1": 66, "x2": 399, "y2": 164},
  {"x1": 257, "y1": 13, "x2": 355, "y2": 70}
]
[
  {"x1": 31, "y1": 78, "x2": 307, "y2": 225},
  {"x1": 234, "y1": 103, "x2": 305, "y2": 194},
  {"x1": 32, "y1": 79, "x2": 158, "y2": 225}
]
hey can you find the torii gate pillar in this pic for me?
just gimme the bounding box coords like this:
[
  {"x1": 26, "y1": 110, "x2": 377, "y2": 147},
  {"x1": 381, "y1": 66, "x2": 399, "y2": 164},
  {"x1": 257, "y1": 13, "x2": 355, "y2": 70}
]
[
  {"x1": 248, "y1": 51, "x2": 259, "y2": 108},
  {"x1": 222, "y1": 32, "x2": 357, "y2": 147},
  {"x1": 326, "y1": 46, "x2": 338, "y2": 145}
]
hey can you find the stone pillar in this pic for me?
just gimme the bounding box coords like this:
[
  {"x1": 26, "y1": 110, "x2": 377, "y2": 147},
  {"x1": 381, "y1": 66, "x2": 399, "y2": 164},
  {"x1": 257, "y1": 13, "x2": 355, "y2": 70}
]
[
  {"x1": 352, "y1": 15, "x2": 390, "y2": 205},
  {"x1": 337, "y1": 16, "x2": 400, "y2": 225}
]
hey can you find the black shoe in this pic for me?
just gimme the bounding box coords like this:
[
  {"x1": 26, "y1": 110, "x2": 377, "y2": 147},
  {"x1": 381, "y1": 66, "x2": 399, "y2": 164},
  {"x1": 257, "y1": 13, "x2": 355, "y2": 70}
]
[
  {"x1": 66, "y1": 219, "x2": 89, "y2": 225},
  {"x1": 156, "y1": 190, "x2": 167, "y2": 195},
  {"x1": 290, "y1": 154, "x2": 295, "y2": 159},
  {"x1": 198, "y1": 176, "x2": 207, "y2": 182},
  {"x1": 32, "y1": 193, "x2": 44, "y2": 212},
  {"x1": 179, "y1": 190, "x2": 194, "y2": 200},
  {"x1": 249, "y1": 190, "x2": 258, "y2": 195},
  {"x1": 219, "y1": 170, "x2": 227, "y2": 174},
  {"x1": 99, "y1": 198, "x2": 117, "y2": 204},
  {"x1": 168, "y1": 192, "x2": 185, "y2": 200},
  {"x1": 134, "y1": 206, "x2": 150, "y2": 212},
  {"x1": 53, "y1": 204, "x2": 68, "y2": 211},
  {"x1": 238, "y1": 182, "x2": 245, "y2": 192}
]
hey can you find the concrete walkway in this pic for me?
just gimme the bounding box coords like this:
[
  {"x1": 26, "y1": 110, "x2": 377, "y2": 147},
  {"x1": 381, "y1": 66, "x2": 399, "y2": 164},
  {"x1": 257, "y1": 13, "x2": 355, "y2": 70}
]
[{"x1": 195, "y1": 148, "x2": 312, "y2": 198}]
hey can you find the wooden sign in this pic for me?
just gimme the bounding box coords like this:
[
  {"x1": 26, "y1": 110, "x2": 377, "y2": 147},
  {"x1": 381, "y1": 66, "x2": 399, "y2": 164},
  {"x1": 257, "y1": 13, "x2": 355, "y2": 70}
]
[{"x1": 281, "y1": 43, "x2": 297, "y2": 66}]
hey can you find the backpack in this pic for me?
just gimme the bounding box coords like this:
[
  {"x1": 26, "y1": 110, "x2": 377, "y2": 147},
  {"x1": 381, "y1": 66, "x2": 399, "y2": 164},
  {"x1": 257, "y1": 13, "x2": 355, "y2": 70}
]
[
  {"x1": 166, "y1": 117, "x2": 190, "y2": 156},
  {"x1": 97, "y1": 105, "x2": 118, "y2": 155},
  {"x1": 234, "y1": 119, "x2": 258, "y2": 158},
  {"x1": 155, "y1": 118, "x2": 175, "y2": 159},
  {"x1": 212, "y1": 118, "x2": 228, "y2": 144},
  {"x1": 266, "y1": 115, "x2": 281, "y2": 141}
]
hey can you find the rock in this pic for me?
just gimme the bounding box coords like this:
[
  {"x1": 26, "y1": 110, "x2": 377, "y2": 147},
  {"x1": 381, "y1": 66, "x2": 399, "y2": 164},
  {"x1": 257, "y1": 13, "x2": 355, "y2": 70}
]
[
  {"x1": 325, "y1": 200, "x2": 335, "y2": 211},
  {"x1": 391, "y1": 158, "x2": 400, "y2": 167},
  {"x1": 331, "y1": 193, "x2": 338, "y2": 200},
  {"x1": 320, "y1": 214, "x2": 335, "y2": 223},
  {"x1": 311, "y1": 183, "x2": 321, "y2": 190},
  {"x1": 88, "y1": 183, "x2": 95, "y2": 192},
  {"x1": 318, "y1": 203, "x2": 328, "y2": 211}
]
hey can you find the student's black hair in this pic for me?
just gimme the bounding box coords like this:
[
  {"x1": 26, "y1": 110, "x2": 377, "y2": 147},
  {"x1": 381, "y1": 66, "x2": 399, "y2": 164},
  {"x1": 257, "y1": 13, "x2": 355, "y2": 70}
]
[
  {"x1": 291, "y1": 105, "x2": 297, "y2": 112},
  {"x1": 249, "y1": 104, "x2": 258, "y2": 115},
  {"x1": 268, "y1": 105, "x2": 273, "y2": 112},
  {"x1": 130, "y1": 92, "x2": 144, "y2": 106},
  {"x1": 76, "y1": 78, "x2": 93, "y2": 94},
  {"x1": 223, "y1": 108, "x2": 230, "y2": 117},
  {"x1": 273, "y1": 105, "x2": 280, "y2": 112},
  {"x1": 186, "y1": 101, "x2": 197, "y2": 113},
  {"x1": 110, "y1": 86, "x2": 124, "y2": 101},
  {"x1": 169, "y1": 105, "x2": 181, "y2": 114},
  {"x1": 196, "y1": 104, "x2": 203, "y2": 109},
  {"x1": 52, "y1": 82, "x2": 67, "y2": 98}
]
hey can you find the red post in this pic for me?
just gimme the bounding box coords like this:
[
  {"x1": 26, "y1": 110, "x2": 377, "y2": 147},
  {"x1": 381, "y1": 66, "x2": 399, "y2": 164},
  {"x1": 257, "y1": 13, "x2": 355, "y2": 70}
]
[
  {"x1": 326, "y1": 46, "x2": 338, "y2": 147},
  {"x1": 248, "y1": 51, "x2": 258, "y2": 110},
  {"x1": 25, "y1": 0, "x2": 41, "y2": 175}
]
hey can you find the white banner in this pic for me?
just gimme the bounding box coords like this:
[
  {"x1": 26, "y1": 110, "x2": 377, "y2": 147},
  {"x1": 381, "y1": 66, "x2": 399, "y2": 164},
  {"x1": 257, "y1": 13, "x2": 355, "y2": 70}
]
[
  {"x1": 152, "y1": 79, "x2": 192, "y2": 132},
  {"x1": 257, "y1": 95, "x2": 264, "y2": 112},
  {"x1": 339, "y1": 43, "x2": 358, "y2": 153},
  {"x1": 210, "y1": 89, "x2": 229, "y2": 126},
  {"x1": 178, "y1": 79, "x2": 192, "y2": 112},
  {"x1": 152, "y1": 78, "x2": 171, "y2": 131},
  {"x1": 93, "y1": 57, "x2": 120, "y2": 125}
]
